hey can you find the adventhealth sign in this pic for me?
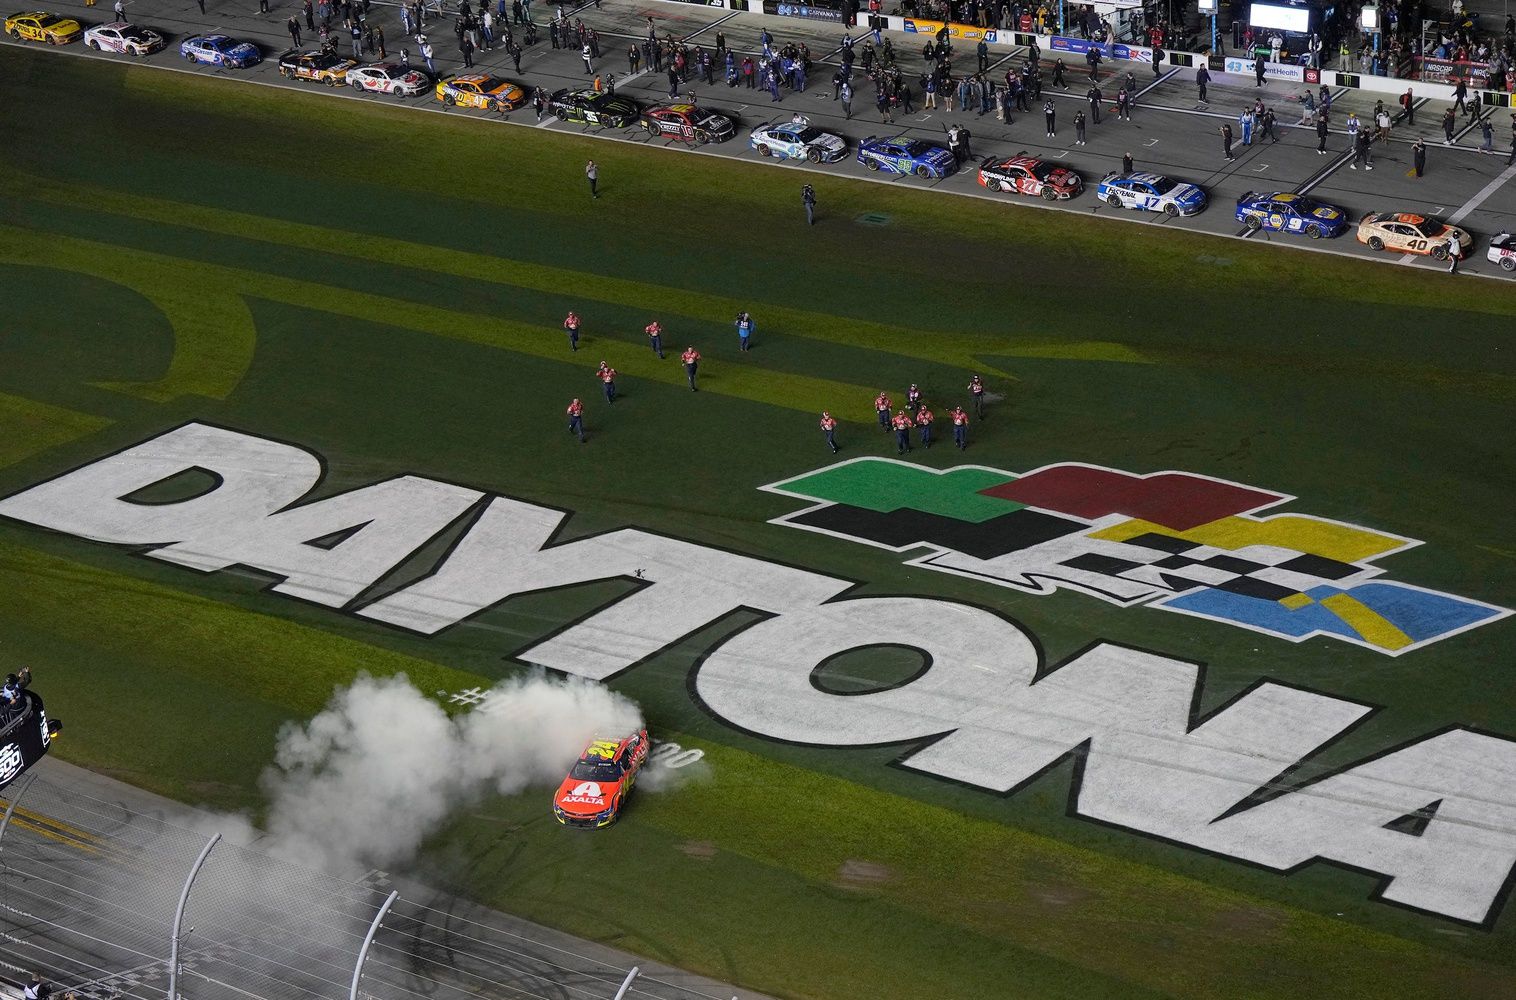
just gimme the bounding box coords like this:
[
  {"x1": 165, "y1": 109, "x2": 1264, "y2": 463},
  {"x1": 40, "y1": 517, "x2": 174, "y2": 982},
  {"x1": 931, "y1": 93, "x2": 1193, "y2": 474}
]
[{"x1": 3, "y1": 423, "x2": 1514, "y2": 926}]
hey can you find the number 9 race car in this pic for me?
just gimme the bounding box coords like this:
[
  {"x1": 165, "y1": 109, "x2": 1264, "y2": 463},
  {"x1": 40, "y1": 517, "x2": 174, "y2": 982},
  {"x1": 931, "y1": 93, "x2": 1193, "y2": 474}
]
[
  {"x1": 1235, "y1": 191, "x2": 1347, "y2": 239},
  {"x1": 553, "y1": 730, "x2": 649, "y2": 829}
]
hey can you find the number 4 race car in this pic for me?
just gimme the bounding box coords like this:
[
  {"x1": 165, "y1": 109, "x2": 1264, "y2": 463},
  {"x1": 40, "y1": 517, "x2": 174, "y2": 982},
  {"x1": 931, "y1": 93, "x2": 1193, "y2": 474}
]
[
  {"x1": 278, "y1": 48, "x2": 358, "y2": 86},
  {"x1": 749, "y1": 116, "x2": 848, "y2": 162},
  {"x1": 83, "y1": 22, "x2": 165, "y2": 56},
  {"x1": 1096, "y1": 170, "x2": 1207, "y2": 216},
  {"x1": 857, "y1": 136, "x2": 957, "y2": 179},
  {"x1": 978, "y1": 155, "x2": 1082, "y2": 201},
  {"x1": 640, "y1": 103, "x2": 736, "y2": 144},
  {"x1": 1356, "y1": 212, "x2": 1472, "y2": 259},
  {"x1": 553, "y1": 729, "x2": 649, "y2": 829},
  {"x1": 1235, "y1": 191, "x2": 1347, "y2": 239},
  {"x1": 5, "y1": 10, "x2": 82, "y2": 44}
]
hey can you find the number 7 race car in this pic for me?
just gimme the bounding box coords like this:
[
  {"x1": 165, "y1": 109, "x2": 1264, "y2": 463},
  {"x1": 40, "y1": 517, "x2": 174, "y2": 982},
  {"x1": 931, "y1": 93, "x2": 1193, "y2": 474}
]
[
  {"x1": 1355, "y1": 212, "x2": 1471, "y2": 259},
  {"x1": 553, "y1": 729, "x2": 649, "y2": 828}
]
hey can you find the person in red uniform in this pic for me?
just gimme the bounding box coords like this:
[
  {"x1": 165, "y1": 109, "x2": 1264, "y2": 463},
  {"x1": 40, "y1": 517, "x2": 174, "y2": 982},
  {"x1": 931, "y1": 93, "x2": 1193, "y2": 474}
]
[
  {"x1": 566, "y1": 397, "x2": 586, "y2": 442},
  {"x1": 967, "y1": 375, "x2": 986, "y2": 418},
  {"x1": 645, "y1": 320, "x2": 665, "y2": 359},
  {"x1": 597, "y1": 361, "x2": 617, "y2": 403},
  {"x1": 915, "y1": 404, "x2": 934, "y2": 448},
  {"x1": 819, "y1": 411, "x2": 838, "y2": 453},
  {"x1": 951, "y1": 405, "x2": 969, "y2": 449},
  {"x1": 874, "y1": 391, "x2": 892, "y2": 432},
  {"x1": 906, "y1": 383, "x2": 922, "y2": 415},
  {"x1": 892, "y1": 409, "x2": 915, "y2": 455},
  {"x1": 563, "y1": 311, "x2": 582, "y2": 351},
  {"x1": 681, "y1": 345, "x2": 701, "y2": 390}
]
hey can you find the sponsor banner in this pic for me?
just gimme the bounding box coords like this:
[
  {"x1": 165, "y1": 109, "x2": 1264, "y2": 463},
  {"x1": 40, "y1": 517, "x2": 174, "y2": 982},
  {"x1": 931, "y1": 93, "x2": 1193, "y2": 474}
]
[
  {"x1": 1304, "y1": 66, "x2": 1320, "y2": 84},
  {"x1": 1418, "y1": 57, "x2": 1495, "y2": 89},
  {"x1": 902, "y1": 18, "x2": 998, "y2": 42},
  {"x1": 1223, "y1": 56, "x2": 1304, "y2": 81},
  {"x1": 777, "y1": 1, "x2": 845, "y2": 19}
]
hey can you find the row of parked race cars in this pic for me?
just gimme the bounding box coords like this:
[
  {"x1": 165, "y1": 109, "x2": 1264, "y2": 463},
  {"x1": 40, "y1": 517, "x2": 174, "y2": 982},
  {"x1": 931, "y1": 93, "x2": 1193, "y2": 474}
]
[{"x1": 10, "y1": 8, "x2": 1516, "y2": 270}]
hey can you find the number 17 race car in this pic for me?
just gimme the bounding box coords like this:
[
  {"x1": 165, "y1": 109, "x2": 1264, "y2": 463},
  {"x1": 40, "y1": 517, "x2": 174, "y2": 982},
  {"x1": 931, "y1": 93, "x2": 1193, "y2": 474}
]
[{"x1": 553, "y1": 729, "x2": 649, "y2": 829}]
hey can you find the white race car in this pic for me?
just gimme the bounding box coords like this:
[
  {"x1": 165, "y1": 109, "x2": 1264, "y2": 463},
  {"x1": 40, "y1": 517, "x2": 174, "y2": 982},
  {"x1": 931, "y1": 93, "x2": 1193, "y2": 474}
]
[
  {"x1": 749, "y1": 116, "x2": 848, "y2": 163},
  {"x1": 1488, "y1": 231, "x2": 1516, "y2": 272},
  {"x1": 83, "y1": 21, "x2": 164, "y2": 55},
  {"x1": 347, "y1": 63, "x2": 429, "y2": 97},
  {"x1": 1096, "y1": 171, "x2": 1208, "y2": 216}
]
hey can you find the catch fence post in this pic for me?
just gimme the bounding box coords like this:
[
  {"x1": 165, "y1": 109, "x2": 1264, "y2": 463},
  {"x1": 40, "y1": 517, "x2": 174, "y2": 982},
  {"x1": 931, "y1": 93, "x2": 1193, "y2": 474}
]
[
  {"x1": 612, "y1": 967, "x2": 640, "y2": 1000},
  {"x1": 167, "y1": 833, "x2": 220, "y2": 1000},
  {"x1": 349, "y1": 889, "x2": 399, "y2": 1000}
]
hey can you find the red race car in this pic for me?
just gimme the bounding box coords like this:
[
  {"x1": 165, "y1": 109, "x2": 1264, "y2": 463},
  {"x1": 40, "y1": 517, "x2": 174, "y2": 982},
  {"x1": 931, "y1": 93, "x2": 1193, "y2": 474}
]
[
  {"x1": 977, "y1": 155, "x2": 1083, "y2": 201},
  {"x1": 639, "y1": 103, "x2": 736, "y2": 144},
  {"x1": 552, "y1": 729, "x2": 649, "y2": 828}
]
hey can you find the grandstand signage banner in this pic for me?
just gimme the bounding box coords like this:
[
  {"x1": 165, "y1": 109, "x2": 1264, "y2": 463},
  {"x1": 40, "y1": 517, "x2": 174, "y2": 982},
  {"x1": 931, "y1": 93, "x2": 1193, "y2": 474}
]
[{"x1": 2, "y1": 424, "x2": 1515, "y2": 927}]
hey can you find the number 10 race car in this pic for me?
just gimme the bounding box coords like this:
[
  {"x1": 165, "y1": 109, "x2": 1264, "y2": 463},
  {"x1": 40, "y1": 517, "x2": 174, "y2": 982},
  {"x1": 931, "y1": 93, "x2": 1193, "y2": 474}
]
[{"x1": 553, "y1": 729, "x2": 649, "y2": 828}]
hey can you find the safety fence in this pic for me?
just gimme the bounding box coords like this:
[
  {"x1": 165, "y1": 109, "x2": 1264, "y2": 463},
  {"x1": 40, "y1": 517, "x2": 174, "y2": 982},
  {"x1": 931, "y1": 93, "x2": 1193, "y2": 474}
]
[{"x1": 0, "y1": 774, "x2": 717, "y2": 1000}]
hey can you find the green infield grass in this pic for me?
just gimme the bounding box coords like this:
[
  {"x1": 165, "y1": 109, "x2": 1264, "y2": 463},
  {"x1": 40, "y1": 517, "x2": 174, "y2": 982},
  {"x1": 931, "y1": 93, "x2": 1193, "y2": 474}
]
[{"x1": 1, "y1": 45, "x2": 1515, "y2": 1000}]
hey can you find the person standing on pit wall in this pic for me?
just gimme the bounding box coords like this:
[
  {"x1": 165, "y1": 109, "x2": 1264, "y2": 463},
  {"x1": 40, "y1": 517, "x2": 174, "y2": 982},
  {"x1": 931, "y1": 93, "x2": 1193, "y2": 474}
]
[
  {"x1": 892, "y1": 409, "x2": 915, "y2": 455},
  {"x1": 681, "y1": 345, "x2": 701, "y2": 390},
  {"x1": 916, "y1": 403, "x2": 934, "y2": 448},
  {"x1": 735, "y1": 311, "x2": 754, "y2": 351},
  {"x1": 951, "y1": 405, "x2": 969, "y2": 450},
  {"x1": 597, "y1": 361, "x2": 617, "y2": 403},
  {"x1": 563, "y1": 310, "x2": 581, "y2": 351},
  {"x1": 566, "y1": 398, "x2": 586, "y2": 443},
  {"x1": 819, "y1": 411, "x2": 839, "y2": 453},
  {"x1": 967, "y1": 374, "x2": 986, "y2": 418},
  {"x1": 645, "y1": 320, "x2": 665, "y2": 359},
  {"x1": 874, "y1": 391, "x2": 892, "y2": 432}
]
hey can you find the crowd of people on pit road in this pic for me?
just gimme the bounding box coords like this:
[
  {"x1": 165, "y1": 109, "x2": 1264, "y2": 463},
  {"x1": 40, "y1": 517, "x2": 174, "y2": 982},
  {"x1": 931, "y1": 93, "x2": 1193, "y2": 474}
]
[{"x1": 556, "y1": 312, "x2": 990, "y2": 451}]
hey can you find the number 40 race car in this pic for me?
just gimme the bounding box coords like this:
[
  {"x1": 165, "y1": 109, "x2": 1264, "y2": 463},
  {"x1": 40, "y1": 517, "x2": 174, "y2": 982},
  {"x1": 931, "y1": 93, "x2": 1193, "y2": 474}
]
[{"x1": 553, "y1": 729, "x2": 649, "y2": 828}]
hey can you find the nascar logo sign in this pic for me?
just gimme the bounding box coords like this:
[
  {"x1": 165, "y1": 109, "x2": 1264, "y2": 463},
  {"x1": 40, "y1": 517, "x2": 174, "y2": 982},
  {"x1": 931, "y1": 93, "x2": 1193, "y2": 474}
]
[
  {"x1": 0, "y1": 743, "x2": 22, "y2": 785},
  {"x1": 762, "y1": 458, "x2": 1509, "y2": 655}
]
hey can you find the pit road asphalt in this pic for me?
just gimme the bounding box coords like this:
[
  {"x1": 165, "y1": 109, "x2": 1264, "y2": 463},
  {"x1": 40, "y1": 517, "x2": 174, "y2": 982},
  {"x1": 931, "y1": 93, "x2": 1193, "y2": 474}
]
[{"x1": 4, "y1": 0, "x2": 1515, "y2": 279}]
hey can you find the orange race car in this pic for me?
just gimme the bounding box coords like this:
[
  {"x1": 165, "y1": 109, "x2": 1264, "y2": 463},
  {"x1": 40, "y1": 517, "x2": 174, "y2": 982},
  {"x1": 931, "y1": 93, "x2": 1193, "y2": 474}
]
[
  {"x1": 1356, "y1": 212, "x2": 1472, "y2": 259},
  {"x1": 552, "y1": 729, "x2": 649, "y2": 828},
  {"x1": 435, "y1": 73, "x2": 525, "y2": 111}
]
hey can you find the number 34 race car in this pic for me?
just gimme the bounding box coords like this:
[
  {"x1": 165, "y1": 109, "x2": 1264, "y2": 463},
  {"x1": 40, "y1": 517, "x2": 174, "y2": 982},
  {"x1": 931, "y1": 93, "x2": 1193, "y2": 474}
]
[{"x1": 553, "y1": 729, "x2": 649, "y2": 829}]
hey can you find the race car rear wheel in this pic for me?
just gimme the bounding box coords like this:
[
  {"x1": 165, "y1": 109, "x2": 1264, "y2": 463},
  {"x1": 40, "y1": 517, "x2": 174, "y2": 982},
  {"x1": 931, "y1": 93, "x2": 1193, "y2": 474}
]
[
  {"x1": 1164, "y1": 203, "x2": 1180, "y2": 217},
  {"x1": 756, "y1": 143, "x2": 771, "y2": 156},
  {"x1": 1105, "y1": 193, "x2": 1122, "y2": 207},
  {"x1": 7, "y1": 29, "x2": 18, "y2": 39},
  {"x1": 280, "y1": 66, "x2": 293, "y2": 78},
  {"x1": 1306, "y1": 225, "x2": 1324, "y2": 240},
  {"x1": 1431, "y1": 245, "x2": 1448, "y2": 260},
  {"x1": 1042, "y1": 187, "x2": 1058, "y2": 201},
  {"x1": 915, "y1": 164, "x2": 932, "y2": 178},
  {"x1": 185, "y1": 51, "x2": 197, "y2": 62},
  {"x1": 1502, "y1": 257, "x2": 1516, "y2": 272},
  {"x1": 806, "y1": 148, "x2": 822, "y2": 163},
  {"x1": 1367, "y1": 236, "x2": 1385, "y2": 251}
]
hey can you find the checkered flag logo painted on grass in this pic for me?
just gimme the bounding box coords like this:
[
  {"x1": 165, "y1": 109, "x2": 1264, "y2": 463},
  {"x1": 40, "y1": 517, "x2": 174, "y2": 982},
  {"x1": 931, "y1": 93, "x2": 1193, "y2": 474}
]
[{"x1": 761, "y1": 458, "x2": 1510, "y2": 656}]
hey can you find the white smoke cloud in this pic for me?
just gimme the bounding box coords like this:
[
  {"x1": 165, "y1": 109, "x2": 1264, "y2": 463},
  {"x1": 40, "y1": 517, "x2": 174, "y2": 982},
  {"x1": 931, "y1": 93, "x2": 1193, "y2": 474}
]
[{"x1": 258, "y1": 671, "x2": 642, "y2": 873}]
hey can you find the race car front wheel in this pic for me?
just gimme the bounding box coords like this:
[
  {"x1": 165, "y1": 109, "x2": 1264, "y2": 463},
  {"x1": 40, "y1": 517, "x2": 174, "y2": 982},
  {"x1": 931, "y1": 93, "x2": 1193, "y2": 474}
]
[
  {"x1": 864, "y1": 158, "x2": 879, "y2": 170},
  {"x1": 1431, "y1": 246, "x2": 1448, "y2": 260},
  {"x1": 1306, "y1": 225, "x2": 1324, "y2": 240},
  {"x1": 1164, "y1": 203, "x2": 1180, "y2": 217},
  {"x1": 88, "y1": 39, "x2": 99, "y2": 49},
  {"x1": 1502, "y1": 258, "x2": 1516, "y2": 272},
  {"x1": 1367, "y1": 236, "x2": 1385, "y2": 251},
  {"x1": 1042, "y1": 187, "x2": 1058, "y2": 201},
  {"x1": 1244, "y1": 217, "x2": 1261, "y2": 232},
  {"x1": 1106, "y1": 193, "x2": 1122, "y2": 207},
  {"x1": 916, "y1": 165, "x2": 931, "y2": 178},
  {"x1": 806, "y1": 148, "x2": 821, "y2": 163},
  {"x1": 645, "y1": 122, "x2": 660, "y2": 137},
  {"x1": 443, "y1": 93, "x2": 455, "y2": 106},
  {"x1": 326, "y1": 76, "x2": 337, "y2": 87}
]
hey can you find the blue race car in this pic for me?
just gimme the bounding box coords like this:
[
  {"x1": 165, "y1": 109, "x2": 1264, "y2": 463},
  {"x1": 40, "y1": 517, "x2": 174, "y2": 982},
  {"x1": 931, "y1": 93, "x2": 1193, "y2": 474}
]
[
  {"x1": 857, "y1": 136, "x2": 957, "y2": 179},
  {"x1": 1097, "y1": 171, "x2": 1208, "y2": 216},
  {"x1": 180, "y1": 34, "x2": 261, "y2": 68},
  {"x1": 1235, "y1": 191, "x2": 1347, "y2": 239},
  {"x1": 750, "y1": 116, "x2": 848, "y2": 163}
]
